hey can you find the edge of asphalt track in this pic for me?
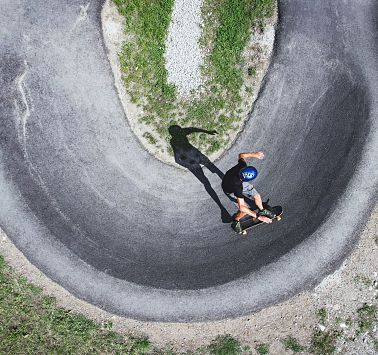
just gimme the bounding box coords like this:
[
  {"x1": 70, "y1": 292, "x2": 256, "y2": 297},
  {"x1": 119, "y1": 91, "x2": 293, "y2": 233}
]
[{"x1": 0, "y1": 0, "x2": 377, "y2": 322}]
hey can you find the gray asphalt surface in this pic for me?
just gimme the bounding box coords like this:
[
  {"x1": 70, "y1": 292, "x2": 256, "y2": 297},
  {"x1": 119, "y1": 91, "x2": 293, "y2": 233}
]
[{"x1": 0, "y1": 0, "x2": 378, "y2": 322}]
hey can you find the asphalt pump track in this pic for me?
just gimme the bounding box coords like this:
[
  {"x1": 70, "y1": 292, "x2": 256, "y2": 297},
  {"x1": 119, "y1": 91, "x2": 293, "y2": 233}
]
[{"x1": 1, "y1": 0, "x2": 378, "y2": 321}]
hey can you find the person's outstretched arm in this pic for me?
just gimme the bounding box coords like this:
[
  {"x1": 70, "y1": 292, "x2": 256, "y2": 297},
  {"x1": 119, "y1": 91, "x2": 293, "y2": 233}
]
[
  {"x1": 184, "y1": 127, "x2": 217, "y2": 135},
  {"x1": 239, "y1": 151, "x2": 264, "y2": 160}
]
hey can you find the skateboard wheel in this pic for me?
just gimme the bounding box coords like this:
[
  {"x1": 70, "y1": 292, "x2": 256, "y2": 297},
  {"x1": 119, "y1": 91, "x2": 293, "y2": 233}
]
[
  {"x1": 277, "y1": 216, "x2": 282, "y2": 221},
  {"x1": 242, "y1": 230, "x2": 247, "y2": 235}
]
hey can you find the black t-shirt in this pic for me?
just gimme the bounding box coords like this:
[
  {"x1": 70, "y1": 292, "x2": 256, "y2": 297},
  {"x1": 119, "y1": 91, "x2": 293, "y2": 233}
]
[{"x1": 221, "y1": 159, "x2": 247, "y2": 198}]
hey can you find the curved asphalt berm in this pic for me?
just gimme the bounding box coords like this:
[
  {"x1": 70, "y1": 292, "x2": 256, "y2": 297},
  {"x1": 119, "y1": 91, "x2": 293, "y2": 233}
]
[{"x1": 0, "y1": 0, "x2": 378, "y2": 321}]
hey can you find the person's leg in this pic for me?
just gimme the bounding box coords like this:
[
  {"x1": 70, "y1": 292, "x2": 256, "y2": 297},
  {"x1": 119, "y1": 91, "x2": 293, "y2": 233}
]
[
  {"x1": 251, "y1": 188, "x2": 275, "y2": 219},
  {"x1": 253, "y1": 193, "x2": 264, "y2": 211},
  {"x1": 233, "y1": 197, "x2": 247, "y2": 221},
  {"x1": 231, "y1": 199, "x2": 249, "y2": 233},
  {"x1": 247, "y1": 187, "x2": 264, "y2": 212},
  {"x1": 234, "y1": 210, "x2": 247, "y2": 221},
  {"x1": 225, "y1": 192, "x2": 237, "y2": 203},
  {"x1": 202, "y1": 158, "x2": 224, "y2": 179},
  {"x1": 231, "y1": 215, "x2": 244, "y2": 233},
  {"x1": 225, "y1": 192, "x2": 245, "y2": 232},
  {"x1": 191, "y1": 167, "x2": 231, "y2": 222},
  {"x1": 225, "y1": 193, "x2": 247, "y2": 220}
]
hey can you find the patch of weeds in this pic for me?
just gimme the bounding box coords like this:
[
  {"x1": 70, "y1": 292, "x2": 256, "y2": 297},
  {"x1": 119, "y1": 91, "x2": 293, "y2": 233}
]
[
  {"x1": 25, "y1": 282, "x2": 42, "y2": 295},
  {"x1": 143, "y1": 132, "x2": 157, "y2": 145},
  {"x1": 244, "y1": 86, "x2": 254, "y2": 95},
  {"x1": 242, "y1": 344, "x2": 251, "y2": 352},
  {"x1": 374, "y1": 338, "x2": 378, "y2": 352},
  {"x1": 130, "y1": 336, "x2": 151, "y2": 354},
  {"x1": 354, "y1": 275, "x2": 372, "y2": 287},
  {"x1": 309, "y1": 330, "x2": 340, "y2": 355},
  {"x1": 255, "y1": 342, "x2": 269, "y2": 354},
  {"x1": 0, "y1": 255, "x2": 6, "y2": 269},
  {"x1": 102, "y1": 320, "x2": 113, "y2": 331},
  {"x1": 283, "y1": 336, "x2": 304, "y2": 353},
  {"x1": 41, "y1": 295, "x2": 56, "y2": 307},
  {"x1": 317, "y1": 308, "x2": 327, "y2": 325},
  {"x1": 207, "y1": 334, "x2": 242, "y2": 355},
  {"x1": 49, "y1": 310, "x2": 98, "y2": 338},
  {"x1": 345, "y1": 317, "x2": 353, "y2": 327},
  {"x1": 356, "y1": 303, "x2": 377, "y2": 335},
  {"x1": 247, "y1": 66, "x2": 257, "y2": 77}
]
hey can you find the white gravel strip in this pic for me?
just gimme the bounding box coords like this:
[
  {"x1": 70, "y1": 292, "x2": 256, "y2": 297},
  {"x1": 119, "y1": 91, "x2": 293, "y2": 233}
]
[{"x1": 165, "y1": 0, "x2": 204, "y2": 97}]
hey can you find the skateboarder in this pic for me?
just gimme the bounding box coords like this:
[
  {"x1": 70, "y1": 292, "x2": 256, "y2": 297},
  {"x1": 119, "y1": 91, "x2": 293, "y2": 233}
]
[{"x1": 222, "y1": 151, "x2": 274, "y2": 233}]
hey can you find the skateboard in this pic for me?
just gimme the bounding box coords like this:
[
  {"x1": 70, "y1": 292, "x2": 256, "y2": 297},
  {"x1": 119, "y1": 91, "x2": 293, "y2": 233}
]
[{"x1": 237, "y1": 205, "x2": 283, "y2": 235}]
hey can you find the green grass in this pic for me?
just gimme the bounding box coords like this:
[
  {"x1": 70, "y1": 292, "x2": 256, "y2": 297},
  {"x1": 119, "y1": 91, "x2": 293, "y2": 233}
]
[
  {"x1": 143, "y1": 131, "x2": 158, "y2": 145},
  {"x1": 206, "y1": 334, "x2": 242, "y2": 355},
  {"x1": 0, "y1": 256, "x2": 255, "y2": 355},
  {"x1": 356, "y1": 303, "x2": 377, "y2": 335},
  {"x1": 255, "y1": 342, "x2": 269, "y2": 354},
  {"x1": 209, "y1": 0, "x2": 272, "y2": 93},
  {"x1": 0, "y1": 255, "x2": 152, "y2": 354},
  {"x1": 114, "y1": 0, "x2": 275, "y2": 155},
  {"x1": 317, "y1": 308, "x2": 328, "y2": 325},
  {"x1": 114, "y1": 0, "x2": 176, "y2": 107},
  {"x1": 283, "y1": 336, "x2": 304, "y2": 353},
  {"x1": 114, "y1": 0, "x2": 176, "y2": 145},
  {"x1": 374, "y1": 338, "x2": 378, "y2": 352},
  {"x1": 309, "y1": 330, "x2": 339, "y2": 355},
  {"x1": 354, "y1": 275, "x2": 373, "y2": 287}
]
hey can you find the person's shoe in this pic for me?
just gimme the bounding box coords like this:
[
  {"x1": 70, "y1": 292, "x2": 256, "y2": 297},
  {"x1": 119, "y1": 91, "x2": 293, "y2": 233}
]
[
  {"x1": 259, "y1": 208, "x2": 275, "y2": 219},
  {"x1": 231, "y1": 220, "x2": 243, "y2": 234}
]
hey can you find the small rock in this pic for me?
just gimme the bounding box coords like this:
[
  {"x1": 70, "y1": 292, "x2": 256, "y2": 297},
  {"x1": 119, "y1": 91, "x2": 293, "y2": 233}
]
[
  {"x1": 318, "y1": 324, "x2": 326, "y2": 331},
  {"x1": 340, "y1": 323, "x2": 347, "y2": 328}
]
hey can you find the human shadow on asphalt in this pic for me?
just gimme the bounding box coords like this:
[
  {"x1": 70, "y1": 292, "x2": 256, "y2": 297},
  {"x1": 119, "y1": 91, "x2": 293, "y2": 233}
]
[{"x1": 168, "y1": 125, "x2": 232, "y2": 223}]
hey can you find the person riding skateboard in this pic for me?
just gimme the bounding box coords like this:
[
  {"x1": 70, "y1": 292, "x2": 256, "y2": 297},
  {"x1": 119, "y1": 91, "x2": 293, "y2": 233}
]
[{"x1": 221, "y1": 151, "x2": 274, "y2": 233}]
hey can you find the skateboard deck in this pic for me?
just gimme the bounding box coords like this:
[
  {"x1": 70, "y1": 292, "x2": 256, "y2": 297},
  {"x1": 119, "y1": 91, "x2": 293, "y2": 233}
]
[{"x1": 239, "y1": 205, "x2": 283, "y2": 235}]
